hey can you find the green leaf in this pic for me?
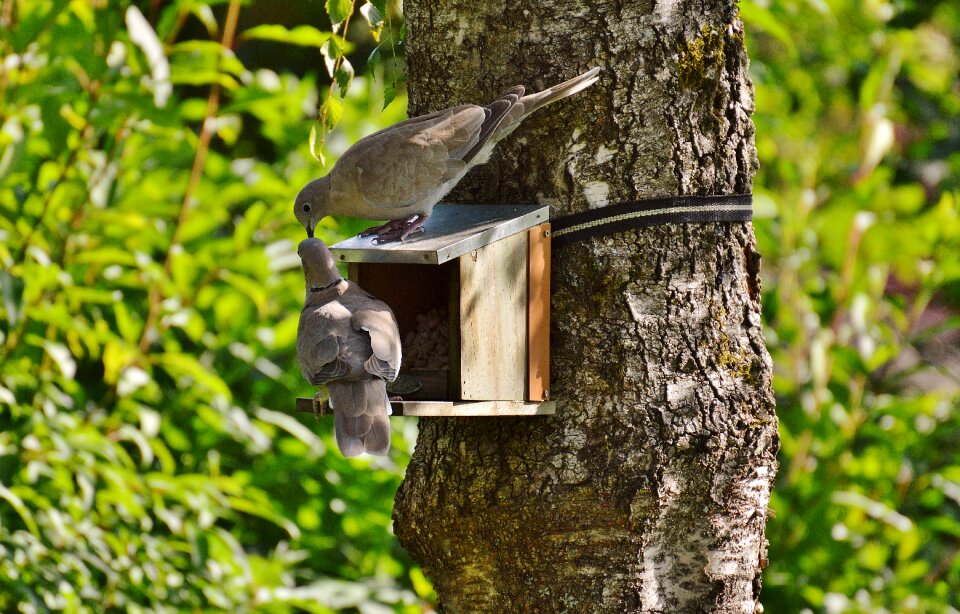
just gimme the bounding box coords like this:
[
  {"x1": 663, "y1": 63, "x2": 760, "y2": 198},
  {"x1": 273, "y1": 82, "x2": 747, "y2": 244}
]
[
  {"x1": 169, "y1": 40, "x2": 242, "y2": 88},
  {"x1": 320, "y1": 38, "x2": 340, "y2": 78},
  {"x1": 227, "y1": 496, "x2": 301, "y2": 540},
  {"x1": 254, "y1": 407, "x2": 325, "y2": 456},
  {"x1": 171, "y1": 39, "x2": 246, "y2": 78},
  {"x1": 220, "y1": 271, "x2": 268, "y2": 316},
  {"x1": 326, "y1": 0, "x2": 354, "y2": 31},
  {"x1": 738, "y1": 2, "x2": 797, "y2": 58},
  {"x1": 308, "y1": 122, "x2": 325, "y2": 164},
  {"x1": 360, "y1": 3, "x2": 383, "y2": 28},
  {"x1": 382, "y1": 83, "x2": 396, "y2": 110},
  {"x1": 0, "y1": 271, "x2": 25, "y2": 327},
  {"x1": 189, "y1": 3, "x2": 220, "y2": 38},
  {"x1": 367, "y1": 44, "x2": 382, "y2": 75},
  {"x1": 158, "y1": 353, "x2": 233, "y2": 401},
  {"x1": 859, "y1": 48, "x2": 903, "y2": 111},
  {"x1": 334, "y1": 57, "x2": 354, "y2": 94},
  {"x1": 322, "y1": 93, "x2": 344, "y2": 131},
  {"x1": 409, "y1": 567, "x2": 435, "y2": 600},
  {"x1": 125, "y1": 5, "x2": 172, "y2": 107},
  {"x1": 242, "y1": 24, "x2": 333, "y2": 49},
  {"x1": 0, "y1": 484, "x2": 40, "y2": 536},
  {"x1": 103, "y1": 341, "x2": 135, "y2": 383},
  {"x1": 360, "y1": 2, "x2": 384, "y2": 41},
  {"x1": 7, "y1": 0, "x2": 70, "y2": 52}
]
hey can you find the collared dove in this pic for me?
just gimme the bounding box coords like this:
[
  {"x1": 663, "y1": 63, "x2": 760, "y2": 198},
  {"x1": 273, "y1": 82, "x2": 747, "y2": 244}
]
[
  {"x1": 296, "y1": 237, "x2": 402, "y2": 456},
  {"x1": 295, "y1": 67, "x2": 601, "y2": 242}
]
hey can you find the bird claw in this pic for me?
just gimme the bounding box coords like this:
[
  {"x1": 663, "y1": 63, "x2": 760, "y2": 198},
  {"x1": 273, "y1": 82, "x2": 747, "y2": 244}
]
[
  {"x1": 372, "y1": 225, "x2": 425, "y2": 244},
  {"x1": 311, "y1": 393, "x2": 326, "y2": 419},
  {"x1": 359, "y1": 218, "x2": 407, "y2": 238},
  {"x1": 369, "y1": 215, "x2": 428, "y2": 244}
]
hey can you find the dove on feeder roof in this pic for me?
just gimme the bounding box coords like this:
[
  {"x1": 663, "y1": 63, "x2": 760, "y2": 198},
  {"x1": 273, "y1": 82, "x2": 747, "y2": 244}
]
[{"x1": 293, "y1": 68, "x2": 600, "y2": 243}]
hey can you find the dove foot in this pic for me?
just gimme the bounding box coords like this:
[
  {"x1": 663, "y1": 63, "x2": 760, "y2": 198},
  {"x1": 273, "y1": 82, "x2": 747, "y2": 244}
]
[
  {"x1": 372, "y1": 215, "x2": 428, "y2": 244},
  {"x1": 311, "y1": 392, "x2": 327, "y2": 419},
  {"x1": 359, "y1": 217, "x2": 411, "y2": 238}
]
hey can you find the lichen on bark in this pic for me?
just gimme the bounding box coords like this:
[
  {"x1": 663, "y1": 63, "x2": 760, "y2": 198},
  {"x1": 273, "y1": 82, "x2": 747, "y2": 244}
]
[{"x1": 393, "y1": 1, "x2": 778, "y2": 612}]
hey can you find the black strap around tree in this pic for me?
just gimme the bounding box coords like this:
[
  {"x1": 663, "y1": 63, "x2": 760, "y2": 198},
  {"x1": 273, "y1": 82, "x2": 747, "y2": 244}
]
[{"x1": 550, "y1": 194, "x2": 753, "y2": 247}]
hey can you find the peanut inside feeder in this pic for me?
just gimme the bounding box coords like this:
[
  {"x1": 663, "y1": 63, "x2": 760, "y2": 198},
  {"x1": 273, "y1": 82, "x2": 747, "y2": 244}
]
[
  {"x1": 398, "y1": 307, "x2": 450, "y2": 400},
  {"x1": 403, "y1": 308, "x2": 449, "y2": 370}
]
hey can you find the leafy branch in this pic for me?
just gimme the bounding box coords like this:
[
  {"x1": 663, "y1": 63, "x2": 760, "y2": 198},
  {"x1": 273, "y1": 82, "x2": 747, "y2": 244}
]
[
  {"x1": 310, "y1": 0, "x2": 401, "y2": 164},
  {"x1": 138, "y1": 0, "x2": 242, "y2": 354}
]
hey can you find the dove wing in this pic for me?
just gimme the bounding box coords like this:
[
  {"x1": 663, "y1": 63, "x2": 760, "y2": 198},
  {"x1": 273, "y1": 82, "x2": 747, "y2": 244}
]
[
  {"x1": 352, "y1": 303, "x2": 402, "y2": 382},
  {"x1": 298, "y1": 311, "x2": 351, "y2": 385},
  {"x1": 337, "y1": 105, "x2": 487, "y2": 211}
]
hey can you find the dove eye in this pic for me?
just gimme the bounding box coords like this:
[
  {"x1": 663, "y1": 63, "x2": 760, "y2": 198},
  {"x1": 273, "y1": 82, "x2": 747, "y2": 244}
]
[{"x1": 303, "y1": 204, "x2": 311, "y2": 212}]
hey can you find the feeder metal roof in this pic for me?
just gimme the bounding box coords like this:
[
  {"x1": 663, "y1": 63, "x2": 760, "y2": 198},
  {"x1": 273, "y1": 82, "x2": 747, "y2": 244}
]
[{"x1": 330, "y1": 204, "x2": 550, "y2": 265}]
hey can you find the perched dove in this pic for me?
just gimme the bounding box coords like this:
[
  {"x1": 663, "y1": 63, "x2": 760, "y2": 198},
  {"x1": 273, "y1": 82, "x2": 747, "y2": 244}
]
[
  {"x1": 296, "y1": 237, "x2": 402, "y2": 456},
  {"x1": 295, "y1": 67, "x2": 601, "y2": 242}
]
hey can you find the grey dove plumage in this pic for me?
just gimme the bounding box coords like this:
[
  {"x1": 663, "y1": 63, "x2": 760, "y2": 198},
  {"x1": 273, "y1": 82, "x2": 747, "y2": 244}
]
[
  {"x1": 295, "y1": 67, "x2": 601, "y2": 242},
  {"x1": 296, "y1": 237, "x2": 402, "y2": 456}
]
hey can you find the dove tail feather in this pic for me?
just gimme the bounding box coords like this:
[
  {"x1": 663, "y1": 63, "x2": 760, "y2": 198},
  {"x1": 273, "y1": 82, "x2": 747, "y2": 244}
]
[
  {"x1": 329, "y1": 379, "x2": 391, "y2": 456},
  {"x1": 519, "y1": 67, "x2": 600, "y2": 116},
  {"x1": 333, "y1": 412, "x2": 365, "y2": 457},
  {"x1": 487, "y1": 68, "x2": 600, "y2": 150},
  {"x1": 363, "y1": 413, "x2": 391, "y2": 456},
  {"x1": 328, "y1": 381, "x2": 368, "y2": 417}
]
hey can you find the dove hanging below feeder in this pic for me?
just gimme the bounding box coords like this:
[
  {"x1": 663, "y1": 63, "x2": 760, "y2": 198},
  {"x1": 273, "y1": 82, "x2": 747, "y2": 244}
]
[
  {"x1": 294, "y1": 67, "x2": 601, "y2": 243},
  {"x1": 296, "y1": 237, "x2": 402, "y2": 456}
]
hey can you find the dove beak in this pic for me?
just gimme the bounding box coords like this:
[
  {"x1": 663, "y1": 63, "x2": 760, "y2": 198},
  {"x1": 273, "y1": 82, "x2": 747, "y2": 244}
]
[{"x1": 305, "y1": 222, "x2": 314, "y2": 238}]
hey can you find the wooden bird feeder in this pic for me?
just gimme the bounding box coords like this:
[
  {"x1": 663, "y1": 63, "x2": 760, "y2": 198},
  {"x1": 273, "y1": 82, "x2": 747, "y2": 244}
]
[{"x1": 296, "y1": 204, "x2": 554, "y2": 417}]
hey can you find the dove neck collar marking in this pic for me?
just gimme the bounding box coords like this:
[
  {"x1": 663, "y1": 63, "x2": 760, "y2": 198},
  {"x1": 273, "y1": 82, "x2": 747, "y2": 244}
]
[{"x1": 310, "y1": 278, "x2": 343, "y2": 293}]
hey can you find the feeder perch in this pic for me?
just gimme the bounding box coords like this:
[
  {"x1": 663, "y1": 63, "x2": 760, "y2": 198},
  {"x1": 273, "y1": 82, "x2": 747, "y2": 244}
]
[{"x1": 295, "y1": 203, "x2": 554, "y2": 417}]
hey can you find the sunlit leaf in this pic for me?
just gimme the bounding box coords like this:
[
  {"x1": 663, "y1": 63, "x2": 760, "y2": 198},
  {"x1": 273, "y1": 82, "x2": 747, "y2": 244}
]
[
  {"x1": 322, "y1": 92, "x2": 344, "y2": 131},
  {"x1": 739, "y1": 2, "x2": 797, "y2": 58},
  {"x1": 0, "y1": 271, "x2": 25, "y2": 326},
  {"x1": 243, "y1": 24, "x2": 333, "y2": 48},
  {"x1": 320, "y1": 38, "x2": 340, "y2": 78},
  {"x1": 0, "y1": 484, "x2": 41, "y2": 536},
  {"x1": 226, "y1": 496, "x2": 301, "y2": 540},
  {"x1": 125, "y1": 5, "x2": 172, "y2": 107},
  {"x1": 360, "y1": 2, "x2": 384, "y2": 41},
  {"x1": 308, "y1": 121, "x2": 326, "y2": 164},
  {"x1": 326, "y1": 0, "x2": 354, "y2": 31},
  {"x1": 334, "y1": 57, "x2": 354, "y2": 94}
]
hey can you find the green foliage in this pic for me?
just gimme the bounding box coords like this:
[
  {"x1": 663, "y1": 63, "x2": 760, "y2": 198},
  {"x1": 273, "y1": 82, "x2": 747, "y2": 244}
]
[
  {"x1": 3, "y1": 0, "x2": 958, "y2": 611},
  {"x1": 312, "y1": 0, "x2": 402, "y2": 163},
  {"x1": 746, "y1": 0, "x2": 960, "y2": 611},
  {"x1": 0, "y1": 0, "x2": 425, "y2": 610}
]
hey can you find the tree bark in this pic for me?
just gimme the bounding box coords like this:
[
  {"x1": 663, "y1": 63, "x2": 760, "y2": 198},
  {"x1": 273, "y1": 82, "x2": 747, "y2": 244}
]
[{"x1": 393, "y1": 2, "x2": 778, "y2": 612}]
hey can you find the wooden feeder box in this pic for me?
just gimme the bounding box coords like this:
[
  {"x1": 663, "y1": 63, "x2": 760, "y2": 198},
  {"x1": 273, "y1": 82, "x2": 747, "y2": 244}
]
[{"x1": 296, "y1": 204, "x2": 554, "y2": 417}]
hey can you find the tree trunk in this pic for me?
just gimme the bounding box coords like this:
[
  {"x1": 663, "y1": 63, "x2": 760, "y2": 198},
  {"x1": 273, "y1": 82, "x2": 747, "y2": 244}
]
[{"x1": 393, "y1": 2, "x2": 778, "y2": 612}]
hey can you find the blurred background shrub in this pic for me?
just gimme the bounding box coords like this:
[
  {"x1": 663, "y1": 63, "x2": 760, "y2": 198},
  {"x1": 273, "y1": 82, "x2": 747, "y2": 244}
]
[
  {"x1": 0, "y1": 0, "x2": 958, "y2": 612},
  {"x1": 746, "y1": 0, "x2": 960, "y2": 611},
  {"x1": 0, "y1": 0, "x2": 427, "y2": 611}
]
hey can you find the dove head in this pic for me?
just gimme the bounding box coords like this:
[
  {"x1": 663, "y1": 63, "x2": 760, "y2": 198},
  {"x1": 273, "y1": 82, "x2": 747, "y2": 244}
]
[
  {"x1": 294, "y1": 177, "x2": 331, "y2": 238},
  {"x1": 297, "y1": 237, "x2": 341, "y2": 292}
]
